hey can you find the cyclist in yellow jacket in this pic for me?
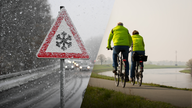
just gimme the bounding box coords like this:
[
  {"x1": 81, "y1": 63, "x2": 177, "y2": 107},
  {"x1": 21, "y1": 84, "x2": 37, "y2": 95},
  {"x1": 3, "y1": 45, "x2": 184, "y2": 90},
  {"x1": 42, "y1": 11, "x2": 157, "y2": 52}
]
[
  {"x1": 107, "y1": 22, "x2": 132, "y2": 81},
  {"x1": 130, "y1": 30, "x2": 145, "y2": 81}
]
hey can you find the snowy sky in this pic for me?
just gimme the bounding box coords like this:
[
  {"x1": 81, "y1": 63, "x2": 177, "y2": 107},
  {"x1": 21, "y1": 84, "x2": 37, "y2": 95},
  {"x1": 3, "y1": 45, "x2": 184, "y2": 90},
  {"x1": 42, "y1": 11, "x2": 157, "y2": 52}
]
[
  {"x1": 47, "y1": 0, "x2": 192, "y2": 62},
  {"x1": 47, "y1": 0, "x2": 115, "y2": 41}
]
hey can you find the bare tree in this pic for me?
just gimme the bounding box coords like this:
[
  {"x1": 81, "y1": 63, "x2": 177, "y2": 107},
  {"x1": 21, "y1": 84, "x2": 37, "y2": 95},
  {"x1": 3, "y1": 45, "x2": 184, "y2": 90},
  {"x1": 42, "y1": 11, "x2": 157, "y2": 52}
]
[
  {"x1": 186, "y1": 58, "x2": 192, "y2": 73},
  {"x1": 97, "y1": 54, "x2": 106, "y2": 65}
]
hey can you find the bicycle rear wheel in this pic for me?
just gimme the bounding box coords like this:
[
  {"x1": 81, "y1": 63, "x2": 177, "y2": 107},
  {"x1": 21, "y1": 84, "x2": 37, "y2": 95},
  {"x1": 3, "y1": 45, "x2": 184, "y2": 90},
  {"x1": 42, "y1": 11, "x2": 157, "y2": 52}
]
[
  {"x1": 118, "y1": 53, "x2": 126, "y2": 88},
  {"x1": 114, "y1": 53, "x2": 121, "y2": 87},
  {"x1": 132, "y1": 62, "x2": 139, "y2": 86},
  {"x1": 136, "y1": 62, "x2": 143, "y2": 86},
  {"x1": 114, "y1": 73, "x2": 119, "y2": 86},
  {"x1": 137, "y1": 72, "x2": 143, "y2": 86},
  {"x1": 121, "y1": 73, "x2": 126, "y2": 88}
]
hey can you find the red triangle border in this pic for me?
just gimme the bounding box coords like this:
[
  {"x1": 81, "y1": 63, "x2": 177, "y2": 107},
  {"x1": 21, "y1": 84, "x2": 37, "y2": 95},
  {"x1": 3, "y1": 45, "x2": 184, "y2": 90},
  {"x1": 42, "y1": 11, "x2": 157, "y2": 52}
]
[{"x1": 36, "y1": 8, "x2": 89, "y2": 59}]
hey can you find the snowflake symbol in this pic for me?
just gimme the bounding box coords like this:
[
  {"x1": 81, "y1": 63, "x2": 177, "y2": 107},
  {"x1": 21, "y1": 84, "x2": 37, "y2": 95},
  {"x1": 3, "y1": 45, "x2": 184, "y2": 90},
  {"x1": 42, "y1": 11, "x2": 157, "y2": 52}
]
[{"x1": 56, "y1": 31, "x2": 72, "y2": 51}]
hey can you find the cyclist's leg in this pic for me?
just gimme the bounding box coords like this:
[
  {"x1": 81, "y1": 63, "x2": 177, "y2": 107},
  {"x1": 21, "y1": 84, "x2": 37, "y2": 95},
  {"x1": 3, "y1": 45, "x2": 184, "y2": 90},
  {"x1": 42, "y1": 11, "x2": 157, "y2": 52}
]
[
  {"x1": 112, "y1": 46, "x2": 121, "y2": 71},
  {"x1": 130, "y1": 51, "x2": 136, "y2": 78}
]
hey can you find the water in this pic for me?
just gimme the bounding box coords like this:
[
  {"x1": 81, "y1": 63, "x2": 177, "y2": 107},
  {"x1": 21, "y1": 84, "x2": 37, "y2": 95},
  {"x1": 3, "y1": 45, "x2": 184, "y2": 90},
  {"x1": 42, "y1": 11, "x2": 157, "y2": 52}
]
[{"x1": 99, "y1": 68, "x2": 192, "y2": 89}]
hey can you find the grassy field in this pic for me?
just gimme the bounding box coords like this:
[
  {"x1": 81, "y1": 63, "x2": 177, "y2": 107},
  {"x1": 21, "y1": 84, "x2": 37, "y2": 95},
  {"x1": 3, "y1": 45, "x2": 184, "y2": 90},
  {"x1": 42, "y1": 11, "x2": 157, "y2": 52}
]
[{"x1": 81, "y1": 86, "x2": 181, "y2": 108}]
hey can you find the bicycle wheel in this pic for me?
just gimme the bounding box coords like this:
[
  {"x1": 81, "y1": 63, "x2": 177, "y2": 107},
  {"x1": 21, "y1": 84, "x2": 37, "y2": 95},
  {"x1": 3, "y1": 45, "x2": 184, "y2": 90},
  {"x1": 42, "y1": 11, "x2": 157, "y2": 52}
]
[
  {"x1": 114, "y1": 73, "x2": 119, "y2": 86},
  {"x1": 114, "y1": 54, "x2": 121, "y2": 87},
  {"x1": 137, "y1": 72, "x2": 143, "y2": 86},
  {"x1": 136, "y1": 63, "x2": 143, "y2": 86},
  {"x1": 132, "y1": 62, "x2": 139, "y2": 86},
  {"x1": 121, "y1": 73, "x2": 126, "y2": 88},
  {"x1": 118, "y1": 53, "x2": 126, "y2": 88}
]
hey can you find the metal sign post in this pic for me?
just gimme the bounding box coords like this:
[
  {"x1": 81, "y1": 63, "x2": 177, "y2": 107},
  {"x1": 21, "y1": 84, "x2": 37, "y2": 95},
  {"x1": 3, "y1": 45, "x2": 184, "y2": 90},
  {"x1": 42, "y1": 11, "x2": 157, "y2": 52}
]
[
  {"x1": 60, "y1": 59, "x2": 65, "y2": 108},
  {"x1": 60, "y1": 6, "x2": 65, "y2": 108}
]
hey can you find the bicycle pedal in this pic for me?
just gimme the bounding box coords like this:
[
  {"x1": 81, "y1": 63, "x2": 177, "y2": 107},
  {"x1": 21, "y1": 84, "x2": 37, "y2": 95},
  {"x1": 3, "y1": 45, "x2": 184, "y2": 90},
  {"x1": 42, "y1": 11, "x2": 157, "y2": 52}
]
[{"x1": 113, "y1": 72, "x2": 117, "y2": 75}]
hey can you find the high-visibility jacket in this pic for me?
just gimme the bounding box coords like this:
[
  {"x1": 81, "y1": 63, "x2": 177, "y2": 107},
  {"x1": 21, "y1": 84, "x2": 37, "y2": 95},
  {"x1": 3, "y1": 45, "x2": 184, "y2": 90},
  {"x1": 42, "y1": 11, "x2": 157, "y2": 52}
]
[
  {"x1": 107, "y1": 25, "x2": 132, "y2": 48},
  {"x1": 131, "y1": 34, "x2": 145, "y2": 51}
]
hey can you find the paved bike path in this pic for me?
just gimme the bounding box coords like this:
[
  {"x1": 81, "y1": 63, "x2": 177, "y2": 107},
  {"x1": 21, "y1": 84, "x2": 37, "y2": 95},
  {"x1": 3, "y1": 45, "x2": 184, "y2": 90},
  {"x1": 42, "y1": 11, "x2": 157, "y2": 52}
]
[{"x1": 88, "y1": 78, "x2": 192, "y2": 107}]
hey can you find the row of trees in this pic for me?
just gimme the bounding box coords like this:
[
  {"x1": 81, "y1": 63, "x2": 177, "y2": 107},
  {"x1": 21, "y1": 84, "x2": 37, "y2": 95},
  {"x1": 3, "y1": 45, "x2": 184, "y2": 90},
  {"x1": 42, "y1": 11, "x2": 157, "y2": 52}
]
[
  {"x1": 0, "y1": 0, "x2": 56, "y2": 74},
  {"x1": 96, "y1": 54, "x2": 192, "y2": 72}
]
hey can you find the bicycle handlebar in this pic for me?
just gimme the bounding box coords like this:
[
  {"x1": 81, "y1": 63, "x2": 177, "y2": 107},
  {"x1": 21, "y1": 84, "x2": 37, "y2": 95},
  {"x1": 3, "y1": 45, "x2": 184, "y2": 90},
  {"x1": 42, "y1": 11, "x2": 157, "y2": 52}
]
[
  {"x1": 106, "y1": 47, "x2": 132, "y2": 52},
  {"x1": 106, "y1": 47, "x2": 113, "y2": 50},
  {"x1": 107, "y1": 47, "x2": 133, "y2": 53}
]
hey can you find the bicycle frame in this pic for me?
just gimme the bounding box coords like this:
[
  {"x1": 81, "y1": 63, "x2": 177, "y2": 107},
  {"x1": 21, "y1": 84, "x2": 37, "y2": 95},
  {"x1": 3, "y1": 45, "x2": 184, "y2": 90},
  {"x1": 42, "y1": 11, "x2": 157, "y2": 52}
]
[{"x1": 107, "y1": 47, "x2": 130, "y2": 88}]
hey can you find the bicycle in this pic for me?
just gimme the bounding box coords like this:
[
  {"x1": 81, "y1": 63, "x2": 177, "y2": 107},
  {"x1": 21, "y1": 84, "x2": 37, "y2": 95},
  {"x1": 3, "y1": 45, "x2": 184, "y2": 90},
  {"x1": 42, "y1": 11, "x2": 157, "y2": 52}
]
[
  {"x1": 107, "y1": 48, "x2": 127, "y2": 88},
  {"x1": 131, "y1": 52, "x2": 147, "y2": 86}
]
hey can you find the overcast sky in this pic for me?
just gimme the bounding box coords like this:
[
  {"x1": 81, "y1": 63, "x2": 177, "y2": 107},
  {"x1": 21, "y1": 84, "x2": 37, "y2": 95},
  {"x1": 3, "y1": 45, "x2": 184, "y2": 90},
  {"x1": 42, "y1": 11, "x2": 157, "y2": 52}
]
[
  {"x1": 98, "y1": 0, "x2": 192, "y2": 62},
  {"x1": 48, "y1": 0, "x2": 192, "y2": 62}
]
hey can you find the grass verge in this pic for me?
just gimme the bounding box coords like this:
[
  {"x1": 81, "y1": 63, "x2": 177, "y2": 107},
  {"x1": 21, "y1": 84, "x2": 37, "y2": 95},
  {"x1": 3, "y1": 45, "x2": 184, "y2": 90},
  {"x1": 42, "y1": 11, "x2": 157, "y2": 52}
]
[
  {"x1": 143, "y1": 64, "x2": 186, "y2": 69},
  {"x1": 81, "y1": 86, "x2": 181, "y2": 108},
  {"x1": 179, "y1": 69, "x2": 191, "y2": 74},
  {"x1": 92, "y1": 64, "x2": 186, "y2": 72}
]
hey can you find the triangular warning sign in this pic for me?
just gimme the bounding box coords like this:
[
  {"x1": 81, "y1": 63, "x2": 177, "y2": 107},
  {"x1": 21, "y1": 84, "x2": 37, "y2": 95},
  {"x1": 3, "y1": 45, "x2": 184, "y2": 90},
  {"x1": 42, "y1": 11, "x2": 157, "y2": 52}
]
[{"x1": 36, "y1": 8, "x2": 89, "y2": 59}]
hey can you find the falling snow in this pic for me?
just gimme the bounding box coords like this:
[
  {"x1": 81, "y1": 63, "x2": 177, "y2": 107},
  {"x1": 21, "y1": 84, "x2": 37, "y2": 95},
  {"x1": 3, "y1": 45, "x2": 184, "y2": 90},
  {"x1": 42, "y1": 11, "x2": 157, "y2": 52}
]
[{"x1": 0, "y1": 0, "x2": 56, "y2": 74}]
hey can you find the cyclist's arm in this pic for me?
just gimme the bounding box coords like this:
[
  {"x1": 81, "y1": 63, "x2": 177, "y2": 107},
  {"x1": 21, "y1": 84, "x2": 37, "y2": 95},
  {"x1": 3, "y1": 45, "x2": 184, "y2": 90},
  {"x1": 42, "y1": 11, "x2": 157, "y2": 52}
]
[
  {"x1": 128, "y1": 33, "x2": 132, "y2": 47},
  {"x1": 142, "y1": 37, "x2": 145, "y2": 49},
  {"x1": 107, "y1": 29, "x2": 113, "y2": 49},
  {"x1": 126, "y1": 29, "x2": 132, "y2": 47},
  {"x1": 130, "y1": 35, "x2": 134, "y2": 51}
]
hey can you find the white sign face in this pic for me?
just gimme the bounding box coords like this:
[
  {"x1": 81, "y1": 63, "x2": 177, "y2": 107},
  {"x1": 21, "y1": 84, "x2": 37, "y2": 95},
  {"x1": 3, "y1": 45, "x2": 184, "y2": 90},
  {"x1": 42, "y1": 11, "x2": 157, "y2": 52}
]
[
  {"x1": 46, "y1": 18, "x2": 82, "y2": 53},
  {"x1": 36, "y1": 8, "x2": 89, "y2": 59}
]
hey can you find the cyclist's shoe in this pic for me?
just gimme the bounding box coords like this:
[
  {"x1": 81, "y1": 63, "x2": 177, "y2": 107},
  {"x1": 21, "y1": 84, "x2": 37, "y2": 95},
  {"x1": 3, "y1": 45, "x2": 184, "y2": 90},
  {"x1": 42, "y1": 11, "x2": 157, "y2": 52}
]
[
  {"x1": 113, "y1": 67, "x2": 117, "y2": 74},
  {"x1": 130, "y1": 77, "x2": 135, "y2": 82},
  {"x1": 129, "y1": 78, "x2": 132, "y2": 82}
]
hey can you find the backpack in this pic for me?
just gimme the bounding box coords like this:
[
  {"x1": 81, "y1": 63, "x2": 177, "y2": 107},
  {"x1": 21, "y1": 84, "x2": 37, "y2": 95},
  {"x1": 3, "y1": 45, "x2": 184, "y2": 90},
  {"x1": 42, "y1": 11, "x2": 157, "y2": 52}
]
[{"x1": 132, "y1": 52, "x2": 148, "y2": 62}]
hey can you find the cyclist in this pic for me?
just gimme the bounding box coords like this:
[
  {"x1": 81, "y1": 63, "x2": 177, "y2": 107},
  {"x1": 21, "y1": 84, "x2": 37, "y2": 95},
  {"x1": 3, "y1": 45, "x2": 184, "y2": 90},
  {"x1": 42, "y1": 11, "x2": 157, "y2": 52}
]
[
  {"x1": 107, "y1": 22, "x2": 132, "y2": 81},
  {"x1": 130, "y1": 30, "x2": 145, "y2": 81}
]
